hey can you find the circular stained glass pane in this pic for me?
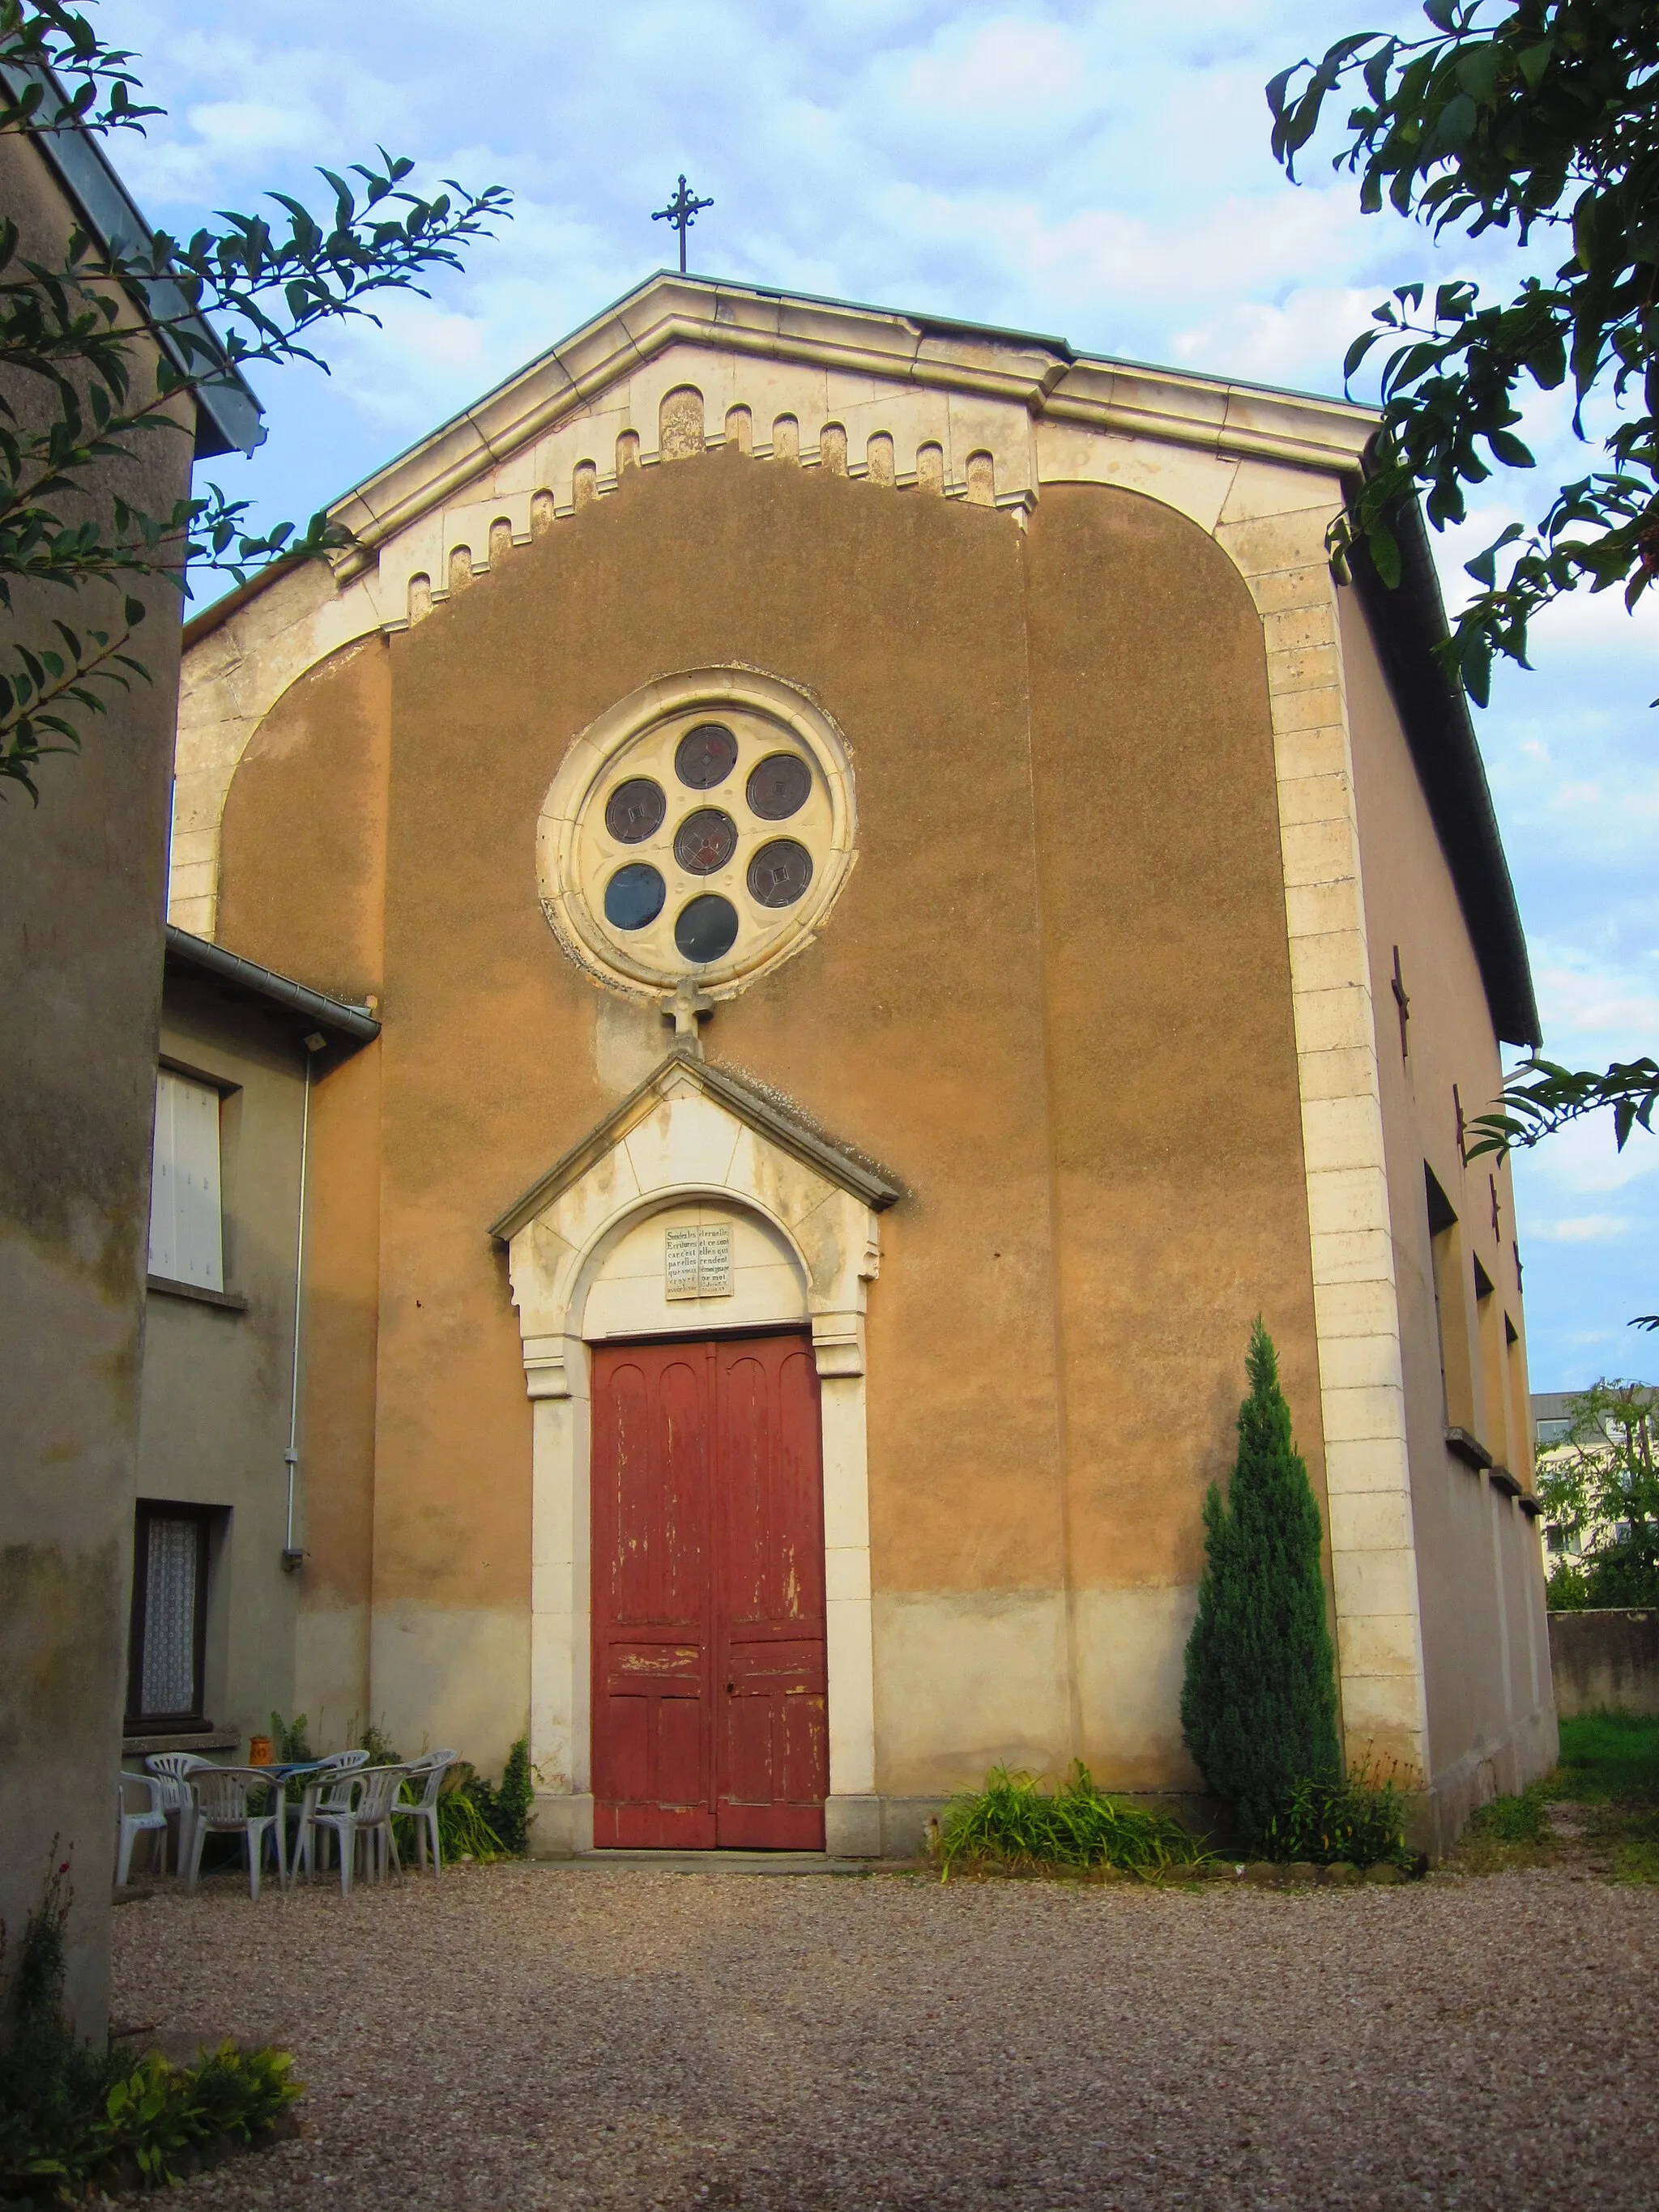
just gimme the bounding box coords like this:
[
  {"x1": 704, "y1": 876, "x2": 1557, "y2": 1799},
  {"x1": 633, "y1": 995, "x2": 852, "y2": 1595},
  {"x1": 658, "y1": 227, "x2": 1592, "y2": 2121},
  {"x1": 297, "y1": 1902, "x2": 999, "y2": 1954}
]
[
  {"x1": 747, "y1": 838, "x2": 814, "y2": 909},
  {"x1": 675, "y1": 893, "x2": 739, "y2": 965},
  {"x1": 603, "y1": 863, "x2": 665, "y2": 931},
  {"x1": 674, "y1": 808, "x2": 737, "y2": 876},
  {"x1": 676, "y1": 722, "x2": 738, "y2": 789},
  {"x1": 746, "y1": 752, "x2": 812, "y2": 821},
  {"x1": 604, "y1": 777, "x2": 666, "y2": 844}
]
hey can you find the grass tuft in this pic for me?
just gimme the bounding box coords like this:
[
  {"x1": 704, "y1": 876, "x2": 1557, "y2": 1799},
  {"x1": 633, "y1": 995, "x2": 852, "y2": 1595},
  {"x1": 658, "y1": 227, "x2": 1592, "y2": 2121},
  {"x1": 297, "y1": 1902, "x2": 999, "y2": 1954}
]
[
  {"x1": 936, "y1": 1763, "x2": 1209, "y2": 1882},
  {"x1": 1467, "y1": 1783, "x2": 1551, "y2": 1844},
  {"x1": 1453, "y1": 1711, "x2": 1659, "y2": 1879}
]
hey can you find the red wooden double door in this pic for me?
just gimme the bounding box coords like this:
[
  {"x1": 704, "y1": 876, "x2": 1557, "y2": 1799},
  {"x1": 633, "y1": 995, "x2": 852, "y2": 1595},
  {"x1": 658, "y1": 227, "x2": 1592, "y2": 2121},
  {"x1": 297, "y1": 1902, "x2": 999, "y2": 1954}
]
[{"x1": 591, "y1": 1331, "x2": 829, "y2": 1849}]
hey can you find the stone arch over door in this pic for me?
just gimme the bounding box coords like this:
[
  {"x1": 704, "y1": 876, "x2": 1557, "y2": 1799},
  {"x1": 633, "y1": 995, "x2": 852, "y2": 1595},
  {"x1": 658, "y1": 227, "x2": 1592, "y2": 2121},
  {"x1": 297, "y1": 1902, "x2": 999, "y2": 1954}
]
[{"x1": 491, "y1": 1052, "x2": 898, "y2": 1856}]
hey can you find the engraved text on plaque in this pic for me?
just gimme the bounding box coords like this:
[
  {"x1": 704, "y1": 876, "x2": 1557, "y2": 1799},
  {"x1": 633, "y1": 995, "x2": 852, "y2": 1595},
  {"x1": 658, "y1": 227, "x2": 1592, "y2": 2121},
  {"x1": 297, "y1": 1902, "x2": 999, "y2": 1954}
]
[{"x1": 664, "y1": 1223, "x2": 734, "y2": 1300}]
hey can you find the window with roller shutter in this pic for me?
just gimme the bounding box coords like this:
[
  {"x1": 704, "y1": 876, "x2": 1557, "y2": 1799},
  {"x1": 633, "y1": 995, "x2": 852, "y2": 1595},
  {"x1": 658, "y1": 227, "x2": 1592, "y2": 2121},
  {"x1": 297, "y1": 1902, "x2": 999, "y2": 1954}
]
[{"x1": 147, "y1": 1069, "x2": 224, "y2": 1290}]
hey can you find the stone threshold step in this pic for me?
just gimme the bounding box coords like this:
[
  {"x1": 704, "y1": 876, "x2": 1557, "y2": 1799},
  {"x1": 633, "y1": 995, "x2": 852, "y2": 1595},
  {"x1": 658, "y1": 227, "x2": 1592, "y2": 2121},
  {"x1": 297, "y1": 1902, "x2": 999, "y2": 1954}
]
[{"x1": 544, "y1": 1849, "x2": 893, "y2": 1876}]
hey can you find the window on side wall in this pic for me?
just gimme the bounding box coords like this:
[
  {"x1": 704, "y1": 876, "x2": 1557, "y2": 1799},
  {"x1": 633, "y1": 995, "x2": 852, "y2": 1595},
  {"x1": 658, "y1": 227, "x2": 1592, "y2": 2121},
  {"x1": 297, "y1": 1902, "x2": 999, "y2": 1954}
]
[
  {"x1": 1425, "y1": 1165, "x2": 1476, "y2": 1434},
  {"x1": 1472, "y1": 1251, "x2": 1503, "y2": 1457},
  {"x1": 148, "y1": 1069, "x2": 224, "y2": 1290},
  {"x1": 126, "y1": 1502, "x2": 213, "y2": 1731}
]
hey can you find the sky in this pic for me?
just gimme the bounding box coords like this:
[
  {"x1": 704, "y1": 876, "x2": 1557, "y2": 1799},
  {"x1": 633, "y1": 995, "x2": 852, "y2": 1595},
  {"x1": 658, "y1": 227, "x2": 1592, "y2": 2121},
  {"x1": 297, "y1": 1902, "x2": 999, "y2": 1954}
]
[{"x1": 95, "y1": 0, "x2": 1659, "y2": 1387}]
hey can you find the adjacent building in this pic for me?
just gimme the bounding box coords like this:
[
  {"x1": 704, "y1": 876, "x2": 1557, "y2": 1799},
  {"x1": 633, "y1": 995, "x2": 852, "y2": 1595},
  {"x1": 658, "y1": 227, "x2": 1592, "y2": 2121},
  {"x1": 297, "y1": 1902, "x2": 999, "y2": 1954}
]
[
  {"x1": 123, "y1": 928, "x2": 377, "y2": 1768},
  {"x1": 0, "y1": 104, "x2": 259, "y2": 2028}
]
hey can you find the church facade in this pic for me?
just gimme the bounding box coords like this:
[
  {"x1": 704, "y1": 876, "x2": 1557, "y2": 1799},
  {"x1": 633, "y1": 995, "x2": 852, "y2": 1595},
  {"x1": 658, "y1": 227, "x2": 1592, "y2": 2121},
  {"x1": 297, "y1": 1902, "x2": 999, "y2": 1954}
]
[{"x1": 170, "y1": 273, "x2": 1554, "y2": 1856}]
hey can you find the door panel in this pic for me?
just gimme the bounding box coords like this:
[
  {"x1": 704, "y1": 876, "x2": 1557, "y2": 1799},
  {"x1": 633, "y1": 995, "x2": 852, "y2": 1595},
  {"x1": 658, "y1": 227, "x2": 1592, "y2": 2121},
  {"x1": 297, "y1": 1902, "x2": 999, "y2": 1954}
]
[
  {"x1": 714, "y1": 1336, "x2": 828, "y2": 1848},
  {"x1": 591, "y1": 1346, "x2": 715, "y2": 1848},
  {"x1": 591, "y1": 1330, "x2": 828, "y2": 1851}
]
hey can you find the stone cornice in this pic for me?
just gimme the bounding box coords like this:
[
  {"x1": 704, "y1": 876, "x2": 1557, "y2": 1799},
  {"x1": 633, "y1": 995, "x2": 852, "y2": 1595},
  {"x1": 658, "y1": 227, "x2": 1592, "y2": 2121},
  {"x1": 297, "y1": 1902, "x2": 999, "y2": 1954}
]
[{"x1": 322, "y1": 271, "x2": 1375, "y2": 582}]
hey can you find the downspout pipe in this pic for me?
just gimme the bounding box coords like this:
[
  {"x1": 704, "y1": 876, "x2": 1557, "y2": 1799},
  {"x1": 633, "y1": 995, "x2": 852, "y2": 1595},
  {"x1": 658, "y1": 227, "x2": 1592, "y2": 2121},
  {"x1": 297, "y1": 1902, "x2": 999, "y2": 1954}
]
[{"x1": 281, "y1": 1039, "x2": 321, "y2": 1568}]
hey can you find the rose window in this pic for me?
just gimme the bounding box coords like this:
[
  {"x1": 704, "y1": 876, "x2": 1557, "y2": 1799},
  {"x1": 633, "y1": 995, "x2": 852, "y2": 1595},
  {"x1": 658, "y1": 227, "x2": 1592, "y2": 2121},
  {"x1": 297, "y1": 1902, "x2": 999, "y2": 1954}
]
[{"x1": 539, "y1": 674, "x2": 855, "y2": 1000}]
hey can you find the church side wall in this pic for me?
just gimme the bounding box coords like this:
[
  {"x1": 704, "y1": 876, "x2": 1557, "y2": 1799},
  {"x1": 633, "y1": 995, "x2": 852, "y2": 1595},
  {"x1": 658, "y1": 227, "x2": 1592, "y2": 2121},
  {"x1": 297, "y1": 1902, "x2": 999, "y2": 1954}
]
[
  {"x1": 1023, "y1": 484, "x2": 1332, "y2": 1792},
  {"x1": 1338, "y1": 588, "x2": 1555, "y2": 1847}
]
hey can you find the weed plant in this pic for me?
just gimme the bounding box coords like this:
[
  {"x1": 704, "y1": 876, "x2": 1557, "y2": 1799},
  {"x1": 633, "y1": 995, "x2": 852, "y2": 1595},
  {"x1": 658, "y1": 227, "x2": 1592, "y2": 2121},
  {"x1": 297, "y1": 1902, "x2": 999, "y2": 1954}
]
[
  {"x1": 434, "y1": 1773, "x2": 507, "y2": 1862},
  {"x1": 358, "y1": 1722, "x2": 403, "y2": 1767},
  {"x1": 464, "y1": 1737, "x2": 534, "y2": 1855},
  {"x1": 936, "y1": 1763, "x2": 1209, "y2": 1882},
  {"x1": 1262, "y1": 1761, "x2": 1414, "y2": 1867},
  {"x1": 0, "y1": 1856, "x2": 297, "y2": 2203},
  {"x1": 1465, "y1": 1784, "x2": 1550, "y2": 1845}
]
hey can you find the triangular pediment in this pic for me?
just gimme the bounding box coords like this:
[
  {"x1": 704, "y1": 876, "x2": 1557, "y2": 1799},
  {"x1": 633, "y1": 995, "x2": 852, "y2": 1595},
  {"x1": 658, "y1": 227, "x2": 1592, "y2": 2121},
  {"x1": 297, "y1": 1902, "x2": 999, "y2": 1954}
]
[
  {"x1": 488, "y1": 1049, "x2": 900, "y2": 1246},
  {"x1": 321, "y1": 269, "x2": 1373, "y2": 582}
]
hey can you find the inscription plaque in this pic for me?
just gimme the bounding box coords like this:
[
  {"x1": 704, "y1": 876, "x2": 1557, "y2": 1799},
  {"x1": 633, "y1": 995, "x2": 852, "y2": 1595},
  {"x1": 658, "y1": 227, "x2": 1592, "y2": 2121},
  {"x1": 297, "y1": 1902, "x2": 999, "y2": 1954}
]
[{"x1": 665, "y1": 1223, "x2": 734, "y2": 1300}]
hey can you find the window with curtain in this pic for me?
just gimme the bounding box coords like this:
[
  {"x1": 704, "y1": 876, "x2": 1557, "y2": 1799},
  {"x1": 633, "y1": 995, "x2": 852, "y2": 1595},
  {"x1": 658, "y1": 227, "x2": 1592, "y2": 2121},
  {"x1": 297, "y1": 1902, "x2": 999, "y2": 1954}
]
[
  {"x1": 148, "y1": 1069, "x2": 223, "y2": 1289},
  {"x1": 126, "y1": 1504, "x2": 211, "y2": 1727}
]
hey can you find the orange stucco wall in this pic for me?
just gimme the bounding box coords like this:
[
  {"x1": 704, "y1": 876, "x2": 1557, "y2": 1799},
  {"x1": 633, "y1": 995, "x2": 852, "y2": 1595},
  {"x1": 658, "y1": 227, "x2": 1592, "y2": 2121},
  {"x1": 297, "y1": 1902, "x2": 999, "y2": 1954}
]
[{"x1": 215, "y1": 450, "x2": 1332, "y2": 1790}]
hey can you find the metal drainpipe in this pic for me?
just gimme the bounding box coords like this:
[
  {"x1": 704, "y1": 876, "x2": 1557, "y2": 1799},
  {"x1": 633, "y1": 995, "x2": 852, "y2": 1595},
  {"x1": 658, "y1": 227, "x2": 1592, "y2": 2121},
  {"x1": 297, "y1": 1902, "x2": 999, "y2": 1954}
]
[{"x1": 282, "y1": 1037, "x2": 323, "y2": 1568}]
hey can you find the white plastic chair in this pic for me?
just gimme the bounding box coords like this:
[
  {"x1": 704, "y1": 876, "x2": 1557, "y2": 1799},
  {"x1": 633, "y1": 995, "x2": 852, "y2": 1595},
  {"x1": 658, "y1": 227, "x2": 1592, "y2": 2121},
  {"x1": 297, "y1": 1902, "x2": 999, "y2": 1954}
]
[
  {"x1": 390, "y1": 1751, "x2": 458, "y2": 1874},
  {"x1": 117, "y1": 1772, "x2": 168, "y2": 1885},
  {"x1": 309, "y1": 1765, "x2": 406, "y2": 1894},
  {"x1": 145, "y1": 1751, "x2": 211, "y2": 1870},
  {"x1": 289, "y1": 1750, "x2": 370, "y2": 1877},
  {"x1": 184, "y1": 1766, "x2": 288, "y2": 1899}
]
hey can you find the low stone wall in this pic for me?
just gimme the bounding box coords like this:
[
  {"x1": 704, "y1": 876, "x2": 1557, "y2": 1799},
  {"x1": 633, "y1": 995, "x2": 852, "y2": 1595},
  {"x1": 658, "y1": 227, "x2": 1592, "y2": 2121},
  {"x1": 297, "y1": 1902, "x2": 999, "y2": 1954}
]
[{"x1": 1548, "y1": 1609, "x2": 1659, "y2": 1717}]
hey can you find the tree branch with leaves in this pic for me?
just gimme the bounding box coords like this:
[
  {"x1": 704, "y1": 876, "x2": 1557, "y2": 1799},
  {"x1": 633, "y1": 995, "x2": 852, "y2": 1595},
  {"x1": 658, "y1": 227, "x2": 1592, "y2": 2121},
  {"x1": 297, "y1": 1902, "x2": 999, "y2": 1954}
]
[
  {"x1": 1269, "y1": 1, "x2": 1659, "y2": 1208},
  {"x1": 1536, "y1": 1378, "x2": 1659, "y2": 1602},
  {"x1": 0, "y1": 0, "x2": 510, "y2": 797}
]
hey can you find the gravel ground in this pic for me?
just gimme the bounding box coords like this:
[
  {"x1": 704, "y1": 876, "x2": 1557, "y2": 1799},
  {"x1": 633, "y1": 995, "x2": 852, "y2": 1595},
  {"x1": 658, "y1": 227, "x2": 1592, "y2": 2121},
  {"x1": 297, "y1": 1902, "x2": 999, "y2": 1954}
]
[{"x1": 110, "y1": 1862, "x2": 1658, "y2": 2212}]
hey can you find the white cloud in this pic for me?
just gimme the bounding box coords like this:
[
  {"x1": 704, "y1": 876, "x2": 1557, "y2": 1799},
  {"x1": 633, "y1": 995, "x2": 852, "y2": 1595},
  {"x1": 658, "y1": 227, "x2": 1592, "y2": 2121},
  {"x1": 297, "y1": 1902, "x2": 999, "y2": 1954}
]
[{"x1": 1537, "y1": 1216, "x2": 1631, "y2": 1243}]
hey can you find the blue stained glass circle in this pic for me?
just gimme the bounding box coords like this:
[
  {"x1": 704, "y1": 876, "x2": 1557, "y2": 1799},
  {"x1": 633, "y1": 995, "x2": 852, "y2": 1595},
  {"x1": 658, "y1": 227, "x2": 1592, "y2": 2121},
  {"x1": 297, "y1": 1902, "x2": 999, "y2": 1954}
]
[{"x1": 604, "y1": 863, "x2": 666, "y2": 931}]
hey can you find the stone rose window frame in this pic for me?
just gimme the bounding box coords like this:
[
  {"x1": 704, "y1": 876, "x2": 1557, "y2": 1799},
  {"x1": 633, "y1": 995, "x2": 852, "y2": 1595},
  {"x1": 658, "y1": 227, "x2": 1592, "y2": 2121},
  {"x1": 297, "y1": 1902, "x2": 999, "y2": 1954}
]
[{"x1": 537, "y1": 668, "x2": 858, "y2": 1004}]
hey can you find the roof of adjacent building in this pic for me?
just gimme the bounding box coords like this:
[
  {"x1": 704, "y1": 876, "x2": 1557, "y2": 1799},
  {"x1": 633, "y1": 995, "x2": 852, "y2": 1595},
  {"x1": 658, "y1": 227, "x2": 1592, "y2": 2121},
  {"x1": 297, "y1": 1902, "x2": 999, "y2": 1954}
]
[
  {"x1": 0, "y1": 64, "x2": 263, "y2": 459},
  {"x1": 164, "y1": 925, "x2": 378, "y2": 1044}
]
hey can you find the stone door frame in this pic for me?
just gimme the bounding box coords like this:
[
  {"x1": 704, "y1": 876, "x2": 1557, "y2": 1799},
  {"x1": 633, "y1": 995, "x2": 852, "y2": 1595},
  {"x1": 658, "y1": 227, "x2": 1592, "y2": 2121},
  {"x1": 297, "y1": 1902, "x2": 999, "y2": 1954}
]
[{"x1": 495, "y1": 1056, "x2": 891, "y2": 1856}]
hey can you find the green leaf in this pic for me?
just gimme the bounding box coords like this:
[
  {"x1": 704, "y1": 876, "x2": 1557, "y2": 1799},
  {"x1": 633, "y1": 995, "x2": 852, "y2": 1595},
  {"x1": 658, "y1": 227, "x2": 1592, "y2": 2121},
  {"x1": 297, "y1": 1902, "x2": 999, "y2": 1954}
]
[
  {"x1": 1517, "y1": 39, "x2": 1554, "y2": 92},
  {"x1": 1486, "y1": 428, "x2": 1535, "y2": 468},
  {"x1": 1367, "y1": 516, "x2": 1401, "y2": 590}
]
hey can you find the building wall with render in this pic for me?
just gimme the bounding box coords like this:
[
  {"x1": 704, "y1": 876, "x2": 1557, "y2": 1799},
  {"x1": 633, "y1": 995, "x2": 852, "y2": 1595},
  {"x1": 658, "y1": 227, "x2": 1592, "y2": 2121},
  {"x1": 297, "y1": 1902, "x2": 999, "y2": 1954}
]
[
  {"x1": 178, "y1": 288, "x2": 1551, "y2": 1843},
  {"x1": 211, "y1": 450, "x2": 1325, "y2": 1805},
  {"x1": 0, "y1": 137, "x2": 195, "y2": 2030},
  {"x1": 1341, "y1": 591, "x2": 1555, "y2": 1847},
  {"x1": 134, "y1": 973, "x2": 310, "y2": 1751}
]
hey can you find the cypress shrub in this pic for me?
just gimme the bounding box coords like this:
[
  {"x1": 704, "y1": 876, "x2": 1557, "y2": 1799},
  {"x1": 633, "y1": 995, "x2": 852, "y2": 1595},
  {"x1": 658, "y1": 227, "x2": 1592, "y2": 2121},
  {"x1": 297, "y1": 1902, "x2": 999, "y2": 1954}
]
[{"x1": 1180, "y1": 1319, "x2": 1341, "y2": 1844}]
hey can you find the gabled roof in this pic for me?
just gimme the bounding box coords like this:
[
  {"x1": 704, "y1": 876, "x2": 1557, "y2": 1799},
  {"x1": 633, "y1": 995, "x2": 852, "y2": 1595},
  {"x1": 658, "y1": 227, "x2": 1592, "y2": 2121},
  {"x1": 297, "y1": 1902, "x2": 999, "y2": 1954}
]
[
  {"x1": 321, "y1": 268, "x2": 1376, "y2": 577},
  {"x1": 1350, "y1": 508, "x2": 1539, "y2": 1046},
  {"x1": 488, "y1": 1048, "x2": 902, "y2": 1244}
]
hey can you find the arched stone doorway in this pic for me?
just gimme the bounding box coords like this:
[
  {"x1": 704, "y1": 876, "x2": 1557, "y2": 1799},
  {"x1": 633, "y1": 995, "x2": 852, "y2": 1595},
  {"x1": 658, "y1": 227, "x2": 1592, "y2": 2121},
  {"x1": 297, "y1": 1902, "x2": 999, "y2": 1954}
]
[{"x1": 491, "y1": 1051, "x2": 898, "y2": 1855}]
